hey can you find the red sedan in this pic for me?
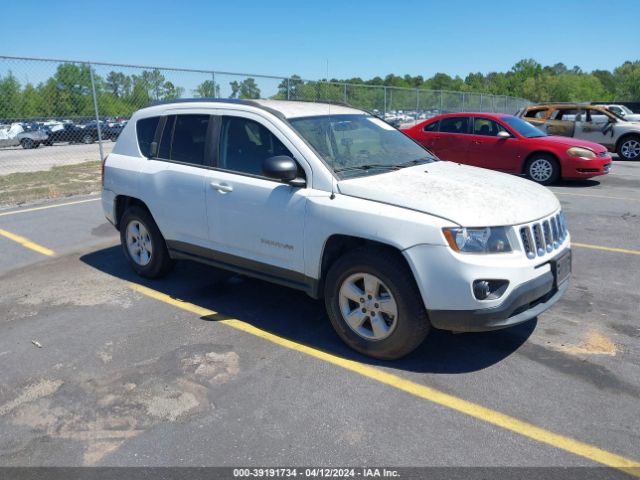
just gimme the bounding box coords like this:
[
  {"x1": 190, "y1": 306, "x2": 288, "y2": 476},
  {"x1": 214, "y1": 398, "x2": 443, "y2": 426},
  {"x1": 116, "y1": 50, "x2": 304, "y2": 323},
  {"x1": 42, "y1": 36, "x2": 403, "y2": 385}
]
[{"x1": 402, "y1": 113, "x2": 612, "y2": 185}]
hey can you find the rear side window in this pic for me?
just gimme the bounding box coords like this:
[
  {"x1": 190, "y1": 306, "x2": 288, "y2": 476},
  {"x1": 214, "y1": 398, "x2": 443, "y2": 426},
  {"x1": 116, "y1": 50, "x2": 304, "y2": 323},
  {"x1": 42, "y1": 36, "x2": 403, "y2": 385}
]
[
  {"x1": 156, "y1": 114, "x2": 210, "y2": 165},
  {"x1": 423, "y1": 120, "x2": 439, "y2": 132},
  {"x1": 158, "y1": 115, "x2": 175, "y2": 159},
  {"x1": 439, "y1": 117, "x2": 469, "y2": 134},
  {"x1": 136, "y1": 116, "x2": 160, "y2": 157},
  {"x1": 171, "y1": 115, "x2": 210, "y2": 165}
]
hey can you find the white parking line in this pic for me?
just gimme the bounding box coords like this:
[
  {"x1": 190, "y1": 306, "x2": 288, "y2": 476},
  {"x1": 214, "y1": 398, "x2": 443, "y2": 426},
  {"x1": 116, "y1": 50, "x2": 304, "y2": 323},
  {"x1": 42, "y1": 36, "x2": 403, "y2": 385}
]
[{"x1": 0, "y1": 197, "x2": 100, "y2": 217}]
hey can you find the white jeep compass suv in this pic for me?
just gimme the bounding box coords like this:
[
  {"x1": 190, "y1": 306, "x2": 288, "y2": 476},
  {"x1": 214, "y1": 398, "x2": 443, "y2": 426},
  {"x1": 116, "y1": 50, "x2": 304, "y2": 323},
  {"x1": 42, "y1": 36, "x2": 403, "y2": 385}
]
[{"x1": 102, "y1": 99, "x2": 571, "y2": 359}]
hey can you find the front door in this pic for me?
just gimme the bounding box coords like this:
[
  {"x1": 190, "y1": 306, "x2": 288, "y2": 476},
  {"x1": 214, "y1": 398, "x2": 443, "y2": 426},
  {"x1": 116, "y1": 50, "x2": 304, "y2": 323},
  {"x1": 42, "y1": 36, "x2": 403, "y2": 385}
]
[
  {"x1": 204, "y1": 112, "x2": 308, "y2": 276},
  {"x1": 466, "y1": 117, "x2": 524, "y2": 172}
]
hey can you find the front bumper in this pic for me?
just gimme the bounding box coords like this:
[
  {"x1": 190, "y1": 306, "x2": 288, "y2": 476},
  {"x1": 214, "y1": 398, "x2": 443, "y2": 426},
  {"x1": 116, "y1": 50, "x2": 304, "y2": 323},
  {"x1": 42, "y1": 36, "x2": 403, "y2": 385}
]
[
  {"x1": 428, "y1": 271, "x2": 569, "y2": 332},
  {"x1": 562, "y1": 156, "x2": 611, "y2": 179}
]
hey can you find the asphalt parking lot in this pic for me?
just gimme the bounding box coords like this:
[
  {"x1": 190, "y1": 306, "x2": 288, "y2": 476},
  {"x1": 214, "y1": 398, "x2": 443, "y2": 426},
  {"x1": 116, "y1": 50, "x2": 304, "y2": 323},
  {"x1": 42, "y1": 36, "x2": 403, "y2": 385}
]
[{"x1": 0, "y1": 161, "x2": 638, "y2": 475}]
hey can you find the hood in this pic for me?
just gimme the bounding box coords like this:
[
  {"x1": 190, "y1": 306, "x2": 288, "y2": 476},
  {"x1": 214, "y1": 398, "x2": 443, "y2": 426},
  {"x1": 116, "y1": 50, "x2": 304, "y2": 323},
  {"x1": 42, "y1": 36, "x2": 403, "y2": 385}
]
[
  {"x1": 533, "y1": 135, "x2": 608, "y2": 152},
  {"x1": 337, "y1": 161, "x2": 560, "y2": 227}
]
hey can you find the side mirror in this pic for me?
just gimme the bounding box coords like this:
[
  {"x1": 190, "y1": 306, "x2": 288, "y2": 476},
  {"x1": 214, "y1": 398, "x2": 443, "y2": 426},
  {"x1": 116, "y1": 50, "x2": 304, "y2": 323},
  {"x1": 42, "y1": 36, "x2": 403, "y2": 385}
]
[
  {"x1": 497, "y1": 130, "x2": 511, "y2": 138},
  {"x1": 262, "y1": 156, "x2": 303, "y2": 185}
]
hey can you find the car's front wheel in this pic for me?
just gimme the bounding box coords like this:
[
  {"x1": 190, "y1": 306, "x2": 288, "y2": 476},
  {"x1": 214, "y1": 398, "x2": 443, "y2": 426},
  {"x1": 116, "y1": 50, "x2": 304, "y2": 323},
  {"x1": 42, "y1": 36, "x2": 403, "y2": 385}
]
[
  {"x1": 20, "y1": 138, "x2": 35, "y2": 149},
  {"x1": 120, "y1": 206, "x2": 173, "y2": 278},
  {"x1": 617, "y1": 136, "x2": 640, "y2": 161},
  {"x1": 525, "y1": 154, "x2": 559, "y2": 185},
  {"x1": 324, "y1": 249, "x2": 430, "y2": 359},
  {"x1": 82, "y1": 134, "x2": 94, "y2": 144}
]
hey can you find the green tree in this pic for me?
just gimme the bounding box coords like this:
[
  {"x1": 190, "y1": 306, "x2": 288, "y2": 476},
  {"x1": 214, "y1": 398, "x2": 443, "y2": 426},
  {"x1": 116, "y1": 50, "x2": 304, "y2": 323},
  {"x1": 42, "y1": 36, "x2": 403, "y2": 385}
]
[
  {"x1": 194, "y1": 79, "x2": 220, "y2": 97},
  {"x1": 0, "y1": 71, "x2": 21, "y2": 119},
  {"x1": 229, "y1": 78, "x2": 261, "y2": 99}
]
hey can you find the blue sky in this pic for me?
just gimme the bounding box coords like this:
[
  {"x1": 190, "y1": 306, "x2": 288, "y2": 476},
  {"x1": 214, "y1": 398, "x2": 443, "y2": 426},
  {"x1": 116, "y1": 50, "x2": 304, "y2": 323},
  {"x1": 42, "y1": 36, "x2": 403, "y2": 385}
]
[{"x1": 1, "y1": 0, "x2": 639, "y2": 81}]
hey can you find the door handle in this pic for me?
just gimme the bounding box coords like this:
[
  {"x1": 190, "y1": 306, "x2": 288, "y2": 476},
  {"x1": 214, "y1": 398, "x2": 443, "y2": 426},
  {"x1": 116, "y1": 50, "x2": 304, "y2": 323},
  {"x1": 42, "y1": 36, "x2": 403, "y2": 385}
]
[{"x1": 210, "y1": 182, "x2": 233, "y2": 193}]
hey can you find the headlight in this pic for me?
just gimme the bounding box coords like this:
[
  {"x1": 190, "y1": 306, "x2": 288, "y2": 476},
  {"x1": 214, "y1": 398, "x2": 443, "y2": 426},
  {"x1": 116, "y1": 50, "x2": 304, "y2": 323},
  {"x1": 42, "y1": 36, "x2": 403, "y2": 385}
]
[
  {"x1": 567, "y1": 147, "x2": 596, "y2": 159},
  {"x1": 442, "y1": 227, "x2": 512, "y2": 254}
]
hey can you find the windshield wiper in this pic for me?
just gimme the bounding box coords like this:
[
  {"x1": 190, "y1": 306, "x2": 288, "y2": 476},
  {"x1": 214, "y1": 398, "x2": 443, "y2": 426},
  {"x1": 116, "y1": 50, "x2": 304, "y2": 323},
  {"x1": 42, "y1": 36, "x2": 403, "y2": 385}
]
[
  {"x1": 334, "y1": 164, "x2": 398, "y2": 173},
  {"x1": 394, "y1": 157, "x2": 434, "y2": 168}
]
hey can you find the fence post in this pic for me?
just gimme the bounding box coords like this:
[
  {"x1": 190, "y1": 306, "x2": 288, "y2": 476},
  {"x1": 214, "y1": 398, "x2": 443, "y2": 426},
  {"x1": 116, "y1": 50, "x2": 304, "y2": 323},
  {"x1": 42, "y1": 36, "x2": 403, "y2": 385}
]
[
  {"x1": 383, "y1": 86, "x2": 387, "y2": 115},
  {"x1": 88, "y1": 62, "x2": 104, "y2": 162},
  {"x1": 212, "y1": 72, "x2": 216, "y2": 98},
  {"x1": 462, "y1": 92, "x2": 465, "y2": 112},
  {"x1": 287, "y1": 77, "x2": 290, "y2": 100},
  {"x1": 439, "y1": 90, "x2": 443, "y2": 112}
]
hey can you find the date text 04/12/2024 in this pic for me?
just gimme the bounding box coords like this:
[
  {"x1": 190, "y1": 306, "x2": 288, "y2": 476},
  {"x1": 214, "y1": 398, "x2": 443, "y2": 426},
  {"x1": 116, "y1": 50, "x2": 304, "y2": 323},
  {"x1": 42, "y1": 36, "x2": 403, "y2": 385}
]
[{"x1": 232, "y1": 468, "x2": 400, "y2": 478}]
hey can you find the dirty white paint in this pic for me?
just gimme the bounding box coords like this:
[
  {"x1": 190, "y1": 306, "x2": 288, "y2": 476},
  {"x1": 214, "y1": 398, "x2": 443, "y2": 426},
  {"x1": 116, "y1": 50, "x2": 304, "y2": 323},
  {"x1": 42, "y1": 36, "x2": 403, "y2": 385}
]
[{"x1": 338, "y1": 162, "x2": 560, "y2": 226}]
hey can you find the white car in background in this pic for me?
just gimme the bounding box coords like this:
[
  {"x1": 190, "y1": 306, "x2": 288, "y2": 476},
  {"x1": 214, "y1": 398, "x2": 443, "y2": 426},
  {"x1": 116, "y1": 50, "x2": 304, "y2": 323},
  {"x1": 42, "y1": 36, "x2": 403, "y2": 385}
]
[
  {"x1": 601, "y1": 104, "x2": 640, "y2": 122},
  {"x1": 0, "y1": 123, "x2": 48, "y2": 149}
]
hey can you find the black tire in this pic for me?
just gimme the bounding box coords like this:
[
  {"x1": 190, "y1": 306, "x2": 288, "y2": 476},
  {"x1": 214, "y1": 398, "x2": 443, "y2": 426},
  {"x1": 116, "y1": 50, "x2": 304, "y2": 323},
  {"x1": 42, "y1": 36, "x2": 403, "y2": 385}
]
[
  {"x1": 616, "y1": 135, "x2": 640, "y2": 161},
  {"x1": 82, "y1": 134, "x2": 94, "y2": 144},
  {"x1": 324, "y1": 248, "x2": 430, "y2": 360},
  {"x1": 20, "y1": 138, "x2": 35, "y2": 149},
  {"x1": 524, "y1": 154, "x2": 559, "y2": 185},
  {"x1": 120, "y1": 206, "x2": 173, "y2": 278}
]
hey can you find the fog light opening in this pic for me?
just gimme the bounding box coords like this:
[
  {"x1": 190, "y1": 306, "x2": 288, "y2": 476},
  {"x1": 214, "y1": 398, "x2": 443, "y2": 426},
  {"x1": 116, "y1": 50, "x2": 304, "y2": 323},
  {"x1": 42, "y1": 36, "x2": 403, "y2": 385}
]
[{"x1": 473, "y1": 279, "x2": 509, "y2": 300}]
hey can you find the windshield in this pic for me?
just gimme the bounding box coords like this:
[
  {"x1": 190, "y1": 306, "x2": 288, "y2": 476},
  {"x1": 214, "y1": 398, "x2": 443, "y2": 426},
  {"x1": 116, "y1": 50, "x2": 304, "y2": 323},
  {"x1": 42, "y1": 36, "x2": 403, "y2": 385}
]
[
  {"x1": 502, "y1": 115, "x2": 546, "y2": 138},
  {"x1": 616, "y1": 105, "x2": 634, "y2": 115},
  {"x1": 288, "y1": 114, "x2": 436, "y2": 178}
]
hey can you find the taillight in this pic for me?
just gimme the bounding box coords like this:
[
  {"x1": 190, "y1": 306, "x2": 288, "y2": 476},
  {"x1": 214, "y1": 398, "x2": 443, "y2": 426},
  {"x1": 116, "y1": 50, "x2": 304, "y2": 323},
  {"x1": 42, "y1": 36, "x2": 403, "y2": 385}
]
[{"x1": 101, "y1": 155, "x2": 109, "y2": 186}]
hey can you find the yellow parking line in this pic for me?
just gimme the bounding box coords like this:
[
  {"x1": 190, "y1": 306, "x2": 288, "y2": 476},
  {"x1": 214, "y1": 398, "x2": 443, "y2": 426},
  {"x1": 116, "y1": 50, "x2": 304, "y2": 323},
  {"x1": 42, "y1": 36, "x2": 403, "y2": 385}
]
[
  {"x1": 554, "y1": 192, "x2": 640, "y2": 202},
  {"x1": 0, "y1": 228, "x2": 55, "y2": 256},
  {"x1": 130, "y1": 282, "x2": 640, "y2": 476},
  {"x1": 573, "y1": 242, "x2": 640, "y2": 256},
  {"x1": 0, "y1": 197, "x2": 100, "y2": 217}
]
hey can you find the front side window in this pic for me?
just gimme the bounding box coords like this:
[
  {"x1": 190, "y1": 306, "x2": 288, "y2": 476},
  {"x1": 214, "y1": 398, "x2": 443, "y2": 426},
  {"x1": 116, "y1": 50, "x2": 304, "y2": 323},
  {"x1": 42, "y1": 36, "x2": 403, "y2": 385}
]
[
  {"x1": 289, "y1": 114, "x2": 435, "y2": 178},
  {"x1": 219, "y1": 116, "x2": 293, "y2": 176},
  {"x1": 472, "y1": 118, "x2": 507, "y2": 136},
  {"x1": 439, "y1": 117, "x2": 469, "y2": 134}
]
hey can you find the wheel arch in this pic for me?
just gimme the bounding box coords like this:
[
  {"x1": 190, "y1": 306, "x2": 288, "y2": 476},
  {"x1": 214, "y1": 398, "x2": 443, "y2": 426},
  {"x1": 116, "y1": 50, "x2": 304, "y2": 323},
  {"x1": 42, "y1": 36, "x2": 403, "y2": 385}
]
[
  {"x1": 615, "y1": 132, "x2": 640, "y2": 153},
  {"x1": 114, "y1": 195, "x2": 152, "y2": 231},
  {"x1": 522, "y1": 150, "x2": 562, "y2": 176},
  {"x1": 316, "y1": 234, "x2": 412, "y2": 299}
]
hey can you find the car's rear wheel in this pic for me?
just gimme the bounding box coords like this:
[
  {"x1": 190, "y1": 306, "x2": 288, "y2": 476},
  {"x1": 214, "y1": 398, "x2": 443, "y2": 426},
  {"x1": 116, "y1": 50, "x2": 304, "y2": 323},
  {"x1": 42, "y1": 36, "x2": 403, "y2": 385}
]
[
  {"x1": 525, "y1": 154, "x2": 559, "y2": 185},
  {"x1": 20, "y1": 138, "x2": 35, "y2": 149},
  {"x1": 617, "y1": 136, "x2": 640, "y2": 161},
  {"x1": 324, "y1": 249, "x2": 430, "y2": 359},
  {"x1": 120, "y1": 206, "x2": 173, "y2": 278}
]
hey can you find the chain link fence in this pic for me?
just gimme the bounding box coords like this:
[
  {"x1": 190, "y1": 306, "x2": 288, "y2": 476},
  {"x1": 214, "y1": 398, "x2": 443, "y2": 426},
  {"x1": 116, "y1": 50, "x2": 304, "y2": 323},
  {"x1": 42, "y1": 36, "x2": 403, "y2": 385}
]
[{"x1": 0, "y1": 55, "x2": 530, "y2": 206}]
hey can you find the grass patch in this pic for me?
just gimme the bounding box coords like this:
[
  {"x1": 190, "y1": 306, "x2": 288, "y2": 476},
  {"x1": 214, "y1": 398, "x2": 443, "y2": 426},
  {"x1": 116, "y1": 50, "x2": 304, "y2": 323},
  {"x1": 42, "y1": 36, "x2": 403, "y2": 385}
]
[{"x1": 0, "y1": 161, "x2": 101, "y2": 207}]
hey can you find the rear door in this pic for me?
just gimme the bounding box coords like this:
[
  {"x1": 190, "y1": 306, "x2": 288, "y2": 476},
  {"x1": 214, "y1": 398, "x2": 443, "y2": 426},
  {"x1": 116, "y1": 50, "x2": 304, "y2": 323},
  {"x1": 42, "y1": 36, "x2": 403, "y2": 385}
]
[
  {"x1": 409, "y1": 119, "x2": 440, "y2": 152},
  {"x1": 466, "y1": 117, "x2": 524, "y2": 172},
  {"x1": 546, "y1": 108, "x2": 579, "y2": 137},
  {"x1": 431, "y1": 116, "x2": 471, "y2": 163},
  {"x1": 139, "y1": 113, "x2": 213, "y2": 246}
]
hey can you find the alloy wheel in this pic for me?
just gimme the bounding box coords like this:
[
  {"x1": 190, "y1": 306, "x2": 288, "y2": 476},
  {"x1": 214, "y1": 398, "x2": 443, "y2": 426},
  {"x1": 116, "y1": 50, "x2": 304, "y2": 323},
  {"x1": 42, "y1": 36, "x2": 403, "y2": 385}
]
[
  {"x1": 126, "y1": 220, "x2": 153, "y2": 266},
  {"x1": 338, "y1": 272, "x2": 398, "y2": 341}
]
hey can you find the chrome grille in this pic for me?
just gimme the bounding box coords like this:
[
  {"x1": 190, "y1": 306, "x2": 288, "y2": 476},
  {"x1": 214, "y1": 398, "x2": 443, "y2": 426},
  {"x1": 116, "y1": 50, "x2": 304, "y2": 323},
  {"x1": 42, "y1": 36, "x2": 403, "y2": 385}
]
[
  {"x1": 520, "y1": 227, "x2": 534, "y2": 259},
  {"x1": 542, "y1": 220, "x2": 552, "y2": 253},
  {"x1": 519, "y1": 211, "x2": 568, "y2": 259}
]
